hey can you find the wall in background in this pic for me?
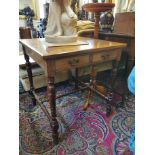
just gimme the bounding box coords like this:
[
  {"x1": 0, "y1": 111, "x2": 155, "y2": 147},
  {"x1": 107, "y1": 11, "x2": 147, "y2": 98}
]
[{"x1": 19, "y1": 0, "x2": 42, "y2": 27}]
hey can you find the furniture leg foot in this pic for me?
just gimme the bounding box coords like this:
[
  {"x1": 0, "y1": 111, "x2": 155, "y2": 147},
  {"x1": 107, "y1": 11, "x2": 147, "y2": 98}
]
[
  {"x1": 49, "y1": 119, "x2": 59, "y2": 145},
  {"x1": 106, "y1": 105, "x2": 112, "y2": 116},
  {"x1": 29, "y1": 90, "x2": 36, "y2": 106},
  {"x1": 115, "y1": 101, "x2": 124, "y2": 109},
  {"x1": 75, "y1": 68, "x2": 79, "y2": 89},
  {"x1": 83, "y1": 99, "x2": 90, "y2": 111}
]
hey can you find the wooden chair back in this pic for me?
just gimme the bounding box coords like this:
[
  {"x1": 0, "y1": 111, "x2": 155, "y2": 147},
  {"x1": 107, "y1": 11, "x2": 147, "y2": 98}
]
[
  {"x1": 113, "y1": 12, "x2": 135, "y2": 36},
  {"x1": 19, "y1": 27, "x2": 32, "y2": 39}
]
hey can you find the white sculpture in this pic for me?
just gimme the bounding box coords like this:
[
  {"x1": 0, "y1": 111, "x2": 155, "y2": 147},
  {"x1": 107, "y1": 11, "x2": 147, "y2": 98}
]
[{"x1": 45, "y1": 0, "x2": 78, "y2": 43}]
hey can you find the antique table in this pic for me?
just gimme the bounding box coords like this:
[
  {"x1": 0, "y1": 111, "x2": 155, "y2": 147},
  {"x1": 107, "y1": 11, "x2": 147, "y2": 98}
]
[{"x1": 19, "y1": 37, "x2": 126, "y2": 146}]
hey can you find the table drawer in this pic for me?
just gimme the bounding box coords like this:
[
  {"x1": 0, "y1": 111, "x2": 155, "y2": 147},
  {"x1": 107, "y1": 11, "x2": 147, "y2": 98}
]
[
  {"x1": 93, "y1": 49, "x2": 120, "y2": 63},
  {"x1": 55, "y1": 55, "x2": 90, "y2": 71}
]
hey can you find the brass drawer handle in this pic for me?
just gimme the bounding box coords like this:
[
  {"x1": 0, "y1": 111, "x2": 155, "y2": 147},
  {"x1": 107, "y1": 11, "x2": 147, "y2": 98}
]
[
  {"x1": 68, "y1": 58, "x2": 79, "y2": 67},
  {"x1": 101, "y1": 54, "x2": 109, "y2": 60}
]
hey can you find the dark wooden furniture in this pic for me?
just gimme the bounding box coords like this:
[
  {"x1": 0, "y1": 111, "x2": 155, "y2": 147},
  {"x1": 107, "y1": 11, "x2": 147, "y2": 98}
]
[
  {"x1": 83, "y1": 2, "x2": 115, "y2": 39},
  {"x1": 20, "y1": 37, "x2": 126, "y2": 146},
  {"x1": 19, "y1": 27, "x2": 37, "y2": 67},
  {"x1": 19, "y1": 27, "x2": 32, "y2": 39},
  {"x1": 100, "y1": 12, "x2": 135, "y2": 74}
]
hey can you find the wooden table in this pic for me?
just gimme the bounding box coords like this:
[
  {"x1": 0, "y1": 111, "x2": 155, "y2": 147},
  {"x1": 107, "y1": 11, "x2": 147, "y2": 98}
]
[{"x1": 20, "y1": 37, "x2": 126, "y2": 146}]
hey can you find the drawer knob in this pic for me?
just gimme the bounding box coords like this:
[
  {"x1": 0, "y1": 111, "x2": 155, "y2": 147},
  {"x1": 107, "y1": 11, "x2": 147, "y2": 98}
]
[
  {"x1": 101, "y1": 54, "x2": 109, "y2": 60},
  {"x1": 68, "y1": 58, "x2": 79, "y2": 67}
]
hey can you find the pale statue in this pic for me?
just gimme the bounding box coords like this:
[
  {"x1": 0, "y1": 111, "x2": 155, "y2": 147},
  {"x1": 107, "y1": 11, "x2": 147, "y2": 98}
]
[{"x1": 45, "y1": 0, "x2": 78, "y2": 43}]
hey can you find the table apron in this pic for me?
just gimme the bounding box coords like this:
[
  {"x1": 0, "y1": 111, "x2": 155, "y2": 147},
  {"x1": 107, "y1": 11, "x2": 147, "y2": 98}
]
[{"x1": 25, "y1": 47, "x2": 123, "y2": 76}]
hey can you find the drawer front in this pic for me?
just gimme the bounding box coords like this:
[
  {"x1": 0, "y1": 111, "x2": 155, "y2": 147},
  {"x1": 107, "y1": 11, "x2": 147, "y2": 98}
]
[
  {"x1": 93, "y1": 49, "x2": 121, "y2": 63},
  {"x1": 55, "y1": 55, "x2": 90, "y2": 71}
]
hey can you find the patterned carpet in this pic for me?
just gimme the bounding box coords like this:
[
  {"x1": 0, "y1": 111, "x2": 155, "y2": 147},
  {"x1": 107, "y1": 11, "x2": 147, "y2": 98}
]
[{"x1": 19, "y1": 79, "x2": 135, "y2": 155}]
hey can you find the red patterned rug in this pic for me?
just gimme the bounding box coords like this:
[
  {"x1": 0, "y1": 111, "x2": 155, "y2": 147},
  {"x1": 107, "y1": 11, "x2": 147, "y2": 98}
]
[{"x1": 19, "y1": 82, "x2": 134, "y2": 155}]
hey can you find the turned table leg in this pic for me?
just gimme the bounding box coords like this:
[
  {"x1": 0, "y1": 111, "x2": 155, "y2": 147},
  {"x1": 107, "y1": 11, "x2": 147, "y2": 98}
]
[
  {"x1": 83, "y1": 66, "x2": 96, "y2": 110},
  {"x1": 22, "y1": 46, "x2": 36, "y2": 106},
  {"x1": 110, "y1": 60, "x2": 124, "y2": 108},
  {"x1": 47, "y1": 77, "x2": 59, "y2": 145},
  {"x1": 94, "y1": 12, "x2": 100, "y2": 39},
  {"x1": 110, "y1": 60, "x2": 120, "y2": 89},
  {"x1": 75, "y1": 68, "x2": 79, "y2": 89}
]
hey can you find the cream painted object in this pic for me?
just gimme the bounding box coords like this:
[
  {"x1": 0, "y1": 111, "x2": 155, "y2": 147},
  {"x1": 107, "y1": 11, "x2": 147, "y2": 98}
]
[{"x1": 45, "y1": 0, "x2": 78, "y2": 43}]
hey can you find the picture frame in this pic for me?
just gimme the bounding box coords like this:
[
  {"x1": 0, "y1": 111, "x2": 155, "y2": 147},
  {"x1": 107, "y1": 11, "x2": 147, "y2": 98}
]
[{"x1": 19, "y1": 0, "x2": 37, "y2": 19}]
